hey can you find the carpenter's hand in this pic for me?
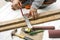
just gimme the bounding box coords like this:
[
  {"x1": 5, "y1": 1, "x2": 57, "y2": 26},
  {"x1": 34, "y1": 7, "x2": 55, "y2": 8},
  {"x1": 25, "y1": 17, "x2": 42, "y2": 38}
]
[
  {"x1": 11, "y1": 0, "x2": 22, "y2": 10},
  {"x1": 29, "y1": 8, "x2": 39, "y2": 19},
  {"x1": 24, "y1": 9, "x2": 39, "y2": 19},
  {"x1": 24, "y1": 8, "x2": 39, "y2": 19}
]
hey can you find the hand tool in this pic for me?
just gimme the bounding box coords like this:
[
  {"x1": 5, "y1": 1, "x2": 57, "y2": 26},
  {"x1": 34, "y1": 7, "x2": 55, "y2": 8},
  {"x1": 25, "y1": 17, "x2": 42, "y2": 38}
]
[
  {"x1": 29, "y1": 30, "x2": 44, "y2": 35},
  {"x1": 20, "y1": 8, "x2": 32, "y2": 33},
  {"x1": 11, "y1": 29, "x2": 33, "y2": 40},
  {"x1": 22, "y1": 26, "x2": 55, "y2": 35},
  {"x1": 19, "y1": 3, "x2": 55, "y2": 33},
  {"x1": 19, "y1": 3, "x2": 33, "y2": 33}
]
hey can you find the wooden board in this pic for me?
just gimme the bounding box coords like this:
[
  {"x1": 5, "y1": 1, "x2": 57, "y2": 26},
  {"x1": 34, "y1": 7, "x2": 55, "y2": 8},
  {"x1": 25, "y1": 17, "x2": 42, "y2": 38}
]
[
  {"x1": 0, "y1": 14, "x2": 60, "y2": 32},
  {"x1": 0, "y1": 9, "x2": 60, "y2": 26}
]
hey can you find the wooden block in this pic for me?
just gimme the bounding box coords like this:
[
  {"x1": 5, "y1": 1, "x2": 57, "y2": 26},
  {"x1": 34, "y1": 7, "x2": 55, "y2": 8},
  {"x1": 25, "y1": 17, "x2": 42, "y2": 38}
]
[
  {"x1": 0, "y1": 9, "x2": 60, "y2": 26},
  {"x1": 0, "y1": 14, "x2": 60, "y2": 32},
  {"x1": 0, "y1": 9, "x2": 60, "y2": 32}
]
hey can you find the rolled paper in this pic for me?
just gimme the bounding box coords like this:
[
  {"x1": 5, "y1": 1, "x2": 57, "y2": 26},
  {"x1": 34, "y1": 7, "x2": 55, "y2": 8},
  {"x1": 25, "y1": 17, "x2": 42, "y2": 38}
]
[
  {"x1": 49, "y1": 30, "x2": 60, "y2": 38},
  {"x1": 32, "y1": 26, "x2": 55, "y2": 30}
]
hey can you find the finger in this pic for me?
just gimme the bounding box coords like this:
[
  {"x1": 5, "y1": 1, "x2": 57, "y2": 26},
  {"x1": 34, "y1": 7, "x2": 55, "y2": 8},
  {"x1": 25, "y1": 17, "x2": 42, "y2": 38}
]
[
  {"x1": 34, "y1": 12, "x2": 38, "y2": 19},
  {"x1": 15, "y1": 4, "x2": 20, "y2": 9},
  {"x1": 12, "y1": 5, "x2": 18, "y2": 10},
  {"x1": 29, "y1": 11, "x2": 31, "y2": 16},
  {"x1": 17, "y1": 4, "x2": 22, "y2": 9},
  {"x1": 13, "y1": 3, "x2": 20, "y2": 10},
  {"x1": 11, "y1": 5, "x2": 16, "y2": 10},
  {"x1": 33, "y1": 13, "x2": 35, "y2": 19},
  {"x1": 32, "y1": 12, "x2": 39, "y2": 19},
  {"x1": 34, "y1": 12, "x2": 39, "y2": 19},
  {"x1": 31, "y1": 12, "x2": 36, "y2": 19},
  {"x1": 15, "y1": 2, "x2": 22, "y2": 9},
  {"x1": 28, "y1": 12, "x2": 32, "y2": 17},
  {"x1": 19, "y1": 2, "x2": 22, "y2": 6}
]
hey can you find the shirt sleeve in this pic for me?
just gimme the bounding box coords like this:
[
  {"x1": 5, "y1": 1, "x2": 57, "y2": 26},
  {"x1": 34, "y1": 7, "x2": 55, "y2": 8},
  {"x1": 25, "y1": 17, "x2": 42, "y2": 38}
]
[{"x1": 31, "y1": 0, "x2": 44, "y2": 9}]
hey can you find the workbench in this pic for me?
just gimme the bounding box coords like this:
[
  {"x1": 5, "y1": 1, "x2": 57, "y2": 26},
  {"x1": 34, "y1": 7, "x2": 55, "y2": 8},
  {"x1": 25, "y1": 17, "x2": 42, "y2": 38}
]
[{"x1": 0, "y1": 0, "x2": 60, "y2": 40}]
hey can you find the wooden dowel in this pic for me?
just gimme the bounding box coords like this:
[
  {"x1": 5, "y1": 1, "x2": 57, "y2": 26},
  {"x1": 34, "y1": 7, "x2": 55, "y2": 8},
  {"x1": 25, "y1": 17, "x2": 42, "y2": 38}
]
[
  {"x1": 32, "y1": 26, "x2": 55, "y2": 30},
  {"x1": 0, "y1": 14, "x2": 60, "y2": 32},
  {"x1": 49, "y1": 30, "x2": 60, "y2": 38},
  {"x1": 0, "y1": 9, "x2": 60, "y2": 26}
]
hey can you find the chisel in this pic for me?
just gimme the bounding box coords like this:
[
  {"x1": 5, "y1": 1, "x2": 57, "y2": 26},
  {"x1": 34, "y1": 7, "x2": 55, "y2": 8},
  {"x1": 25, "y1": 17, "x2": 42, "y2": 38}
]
[{"x1": 20, "y1": 7, "x2": 32, "y2": 33}]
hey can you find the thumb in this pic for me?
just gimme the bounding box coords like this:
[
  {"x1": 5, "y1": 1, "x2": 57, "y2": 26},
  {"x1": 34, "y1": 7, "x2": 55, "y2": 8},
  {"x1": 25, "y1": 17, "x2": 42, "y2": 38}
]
[{"x1": 18, "y1": 2, "x2": 22, "y2": 7}]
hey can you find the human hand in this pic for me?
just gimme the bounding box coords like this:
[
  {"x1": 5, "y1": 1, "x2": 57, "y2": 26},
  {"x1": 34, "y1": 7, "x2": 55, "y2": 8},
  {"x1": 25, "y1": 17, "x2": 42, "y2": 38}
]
[
  {"x1": 29, "y1": 8, "x2": 39, "y2": 19},
  {"x1": 11, "y1": 0, "x2": 22, "y2": 10},
  {"x1": 24, "y1": 8, "x2": 39, "y2": 19}
]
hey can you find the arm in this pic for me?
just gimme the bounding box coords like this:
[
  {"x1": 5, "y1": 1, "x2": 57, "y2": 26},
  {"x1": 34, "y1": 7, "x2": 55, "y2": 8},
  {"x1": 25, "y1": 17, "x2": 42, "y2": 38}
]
[
  {"x1": 31, "y1": 0, "x2": 44, "y2": 9},
  {"x1": 29, "y1": 0, "x2": 44, "y2": 19}
]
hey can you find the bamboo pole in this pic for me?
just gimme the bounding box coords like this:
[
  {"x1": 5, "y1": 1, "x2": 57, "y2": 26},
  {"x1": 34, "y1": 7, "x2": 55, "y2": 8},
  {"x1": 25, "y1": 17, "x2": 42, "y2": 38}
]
[{"x1": 0, "y1": 14, "x2": 60, "y2": 32}]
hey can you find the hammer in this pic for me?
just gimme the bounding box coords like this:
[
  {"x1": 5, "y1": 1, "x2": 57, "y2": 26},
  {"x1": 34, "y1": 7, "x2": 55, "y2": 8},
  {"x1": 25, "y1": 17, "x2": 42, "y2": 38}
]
[{"x1": 11, "y1": 29, "x2": 33, "y2": 40}]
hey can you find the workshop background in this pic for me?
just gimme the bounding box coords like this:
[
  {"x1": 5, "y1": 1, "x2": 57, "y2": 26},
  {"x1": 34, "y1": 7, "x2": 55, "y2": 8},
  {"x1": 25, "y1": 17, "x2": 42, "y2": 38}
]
[{"x1": 0, "y1": 0, "x2": 60, "y2": 40}]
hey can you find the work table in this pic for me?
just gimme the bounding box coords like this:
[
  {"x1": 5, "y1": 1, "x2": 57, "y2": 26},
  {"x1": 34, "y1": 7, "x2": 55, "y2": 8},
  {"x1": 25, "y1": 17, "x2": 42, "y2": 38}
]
[{"x1": 0, "y1": 0, "x2": 60, "y2": 40}]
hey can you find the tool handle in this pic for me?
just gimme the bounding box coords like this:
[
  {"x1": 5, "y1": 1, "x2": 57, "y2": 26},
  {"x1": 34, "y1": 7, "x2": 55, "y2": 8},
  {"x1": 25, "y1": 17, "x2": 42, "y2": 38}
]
[
  {"x1": 18, "y1": 2, "x2": 24, "y2": 16},
  {"x1": 20, "y1": 8, "x2": 24, "y2": 16},
  {"x1": 29, "y1": 30, "x2": 44, "y2": 35}
]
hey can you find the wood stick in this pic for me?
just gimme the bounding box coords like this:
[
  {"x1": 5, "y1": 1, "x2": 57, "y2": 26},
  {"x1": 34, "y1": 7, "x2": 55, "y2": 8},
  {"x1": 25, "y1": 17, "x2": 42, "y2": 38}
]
[
  {"x1": 0, "y1": 9, "x2": 60, "y2": 26},
  {"x1": 32, "y1": 26, "x2": 55, "y2": 30},
  {"x1": 0, "y1": 14, "x2": 60, "y2": 32}
]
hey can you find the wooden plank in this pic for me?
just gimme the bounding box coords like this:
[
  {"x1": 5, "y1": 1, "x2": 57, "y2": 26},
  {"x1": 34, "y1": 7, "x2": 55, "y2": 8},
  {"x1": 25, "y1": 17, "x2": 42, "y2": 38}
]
[
  {"x1": 0, "y1": 9, "x2": 60, "y2": 26},
  {"x1": 0, "y1": 14, "x2": 60, "y2": 32}
]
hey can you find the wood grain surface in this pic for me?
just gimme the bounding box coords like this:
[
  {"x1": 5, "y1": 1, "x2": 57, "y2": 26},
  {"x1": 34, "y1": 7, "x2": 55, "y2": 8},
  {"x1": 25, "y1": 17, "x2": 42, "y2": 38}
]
[{"x1": 0, "y1": 9, "x2": 60, "y2": 32}]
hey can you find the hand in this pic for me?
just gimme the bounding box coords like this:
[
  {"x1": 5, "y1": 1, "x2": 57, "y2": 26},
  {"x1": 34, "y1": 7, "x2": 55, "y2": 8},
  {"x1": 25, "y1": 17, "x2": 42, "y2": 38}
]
[
  {"x1": 11, "y1": 0, "x2": 22, "y2": 10},
  {"x1": 29, "y1": 8, "x2": 39, "y2": 19},
  {"x1": 24, "y1": 9, "x2": 39, "y2": 19},
  {"x1": 24, "y1": 8, "x2": 39, "y2": 19}
]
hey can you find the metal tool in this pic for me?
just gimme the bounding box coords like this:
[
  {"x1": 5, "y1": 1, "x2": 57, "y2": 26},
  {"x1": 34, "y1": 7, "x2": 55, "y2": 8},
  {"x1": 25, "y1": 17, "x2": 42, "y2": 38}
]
[
  {"x1": 11, "y1": 29, "x2": 33, "y2": 40},
  {"x1": 19, "y1": 4, "x2": 32, "y2": 32},
  {"x1": 22, "y1": 15, "x2": 32, "y2": 32}
]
